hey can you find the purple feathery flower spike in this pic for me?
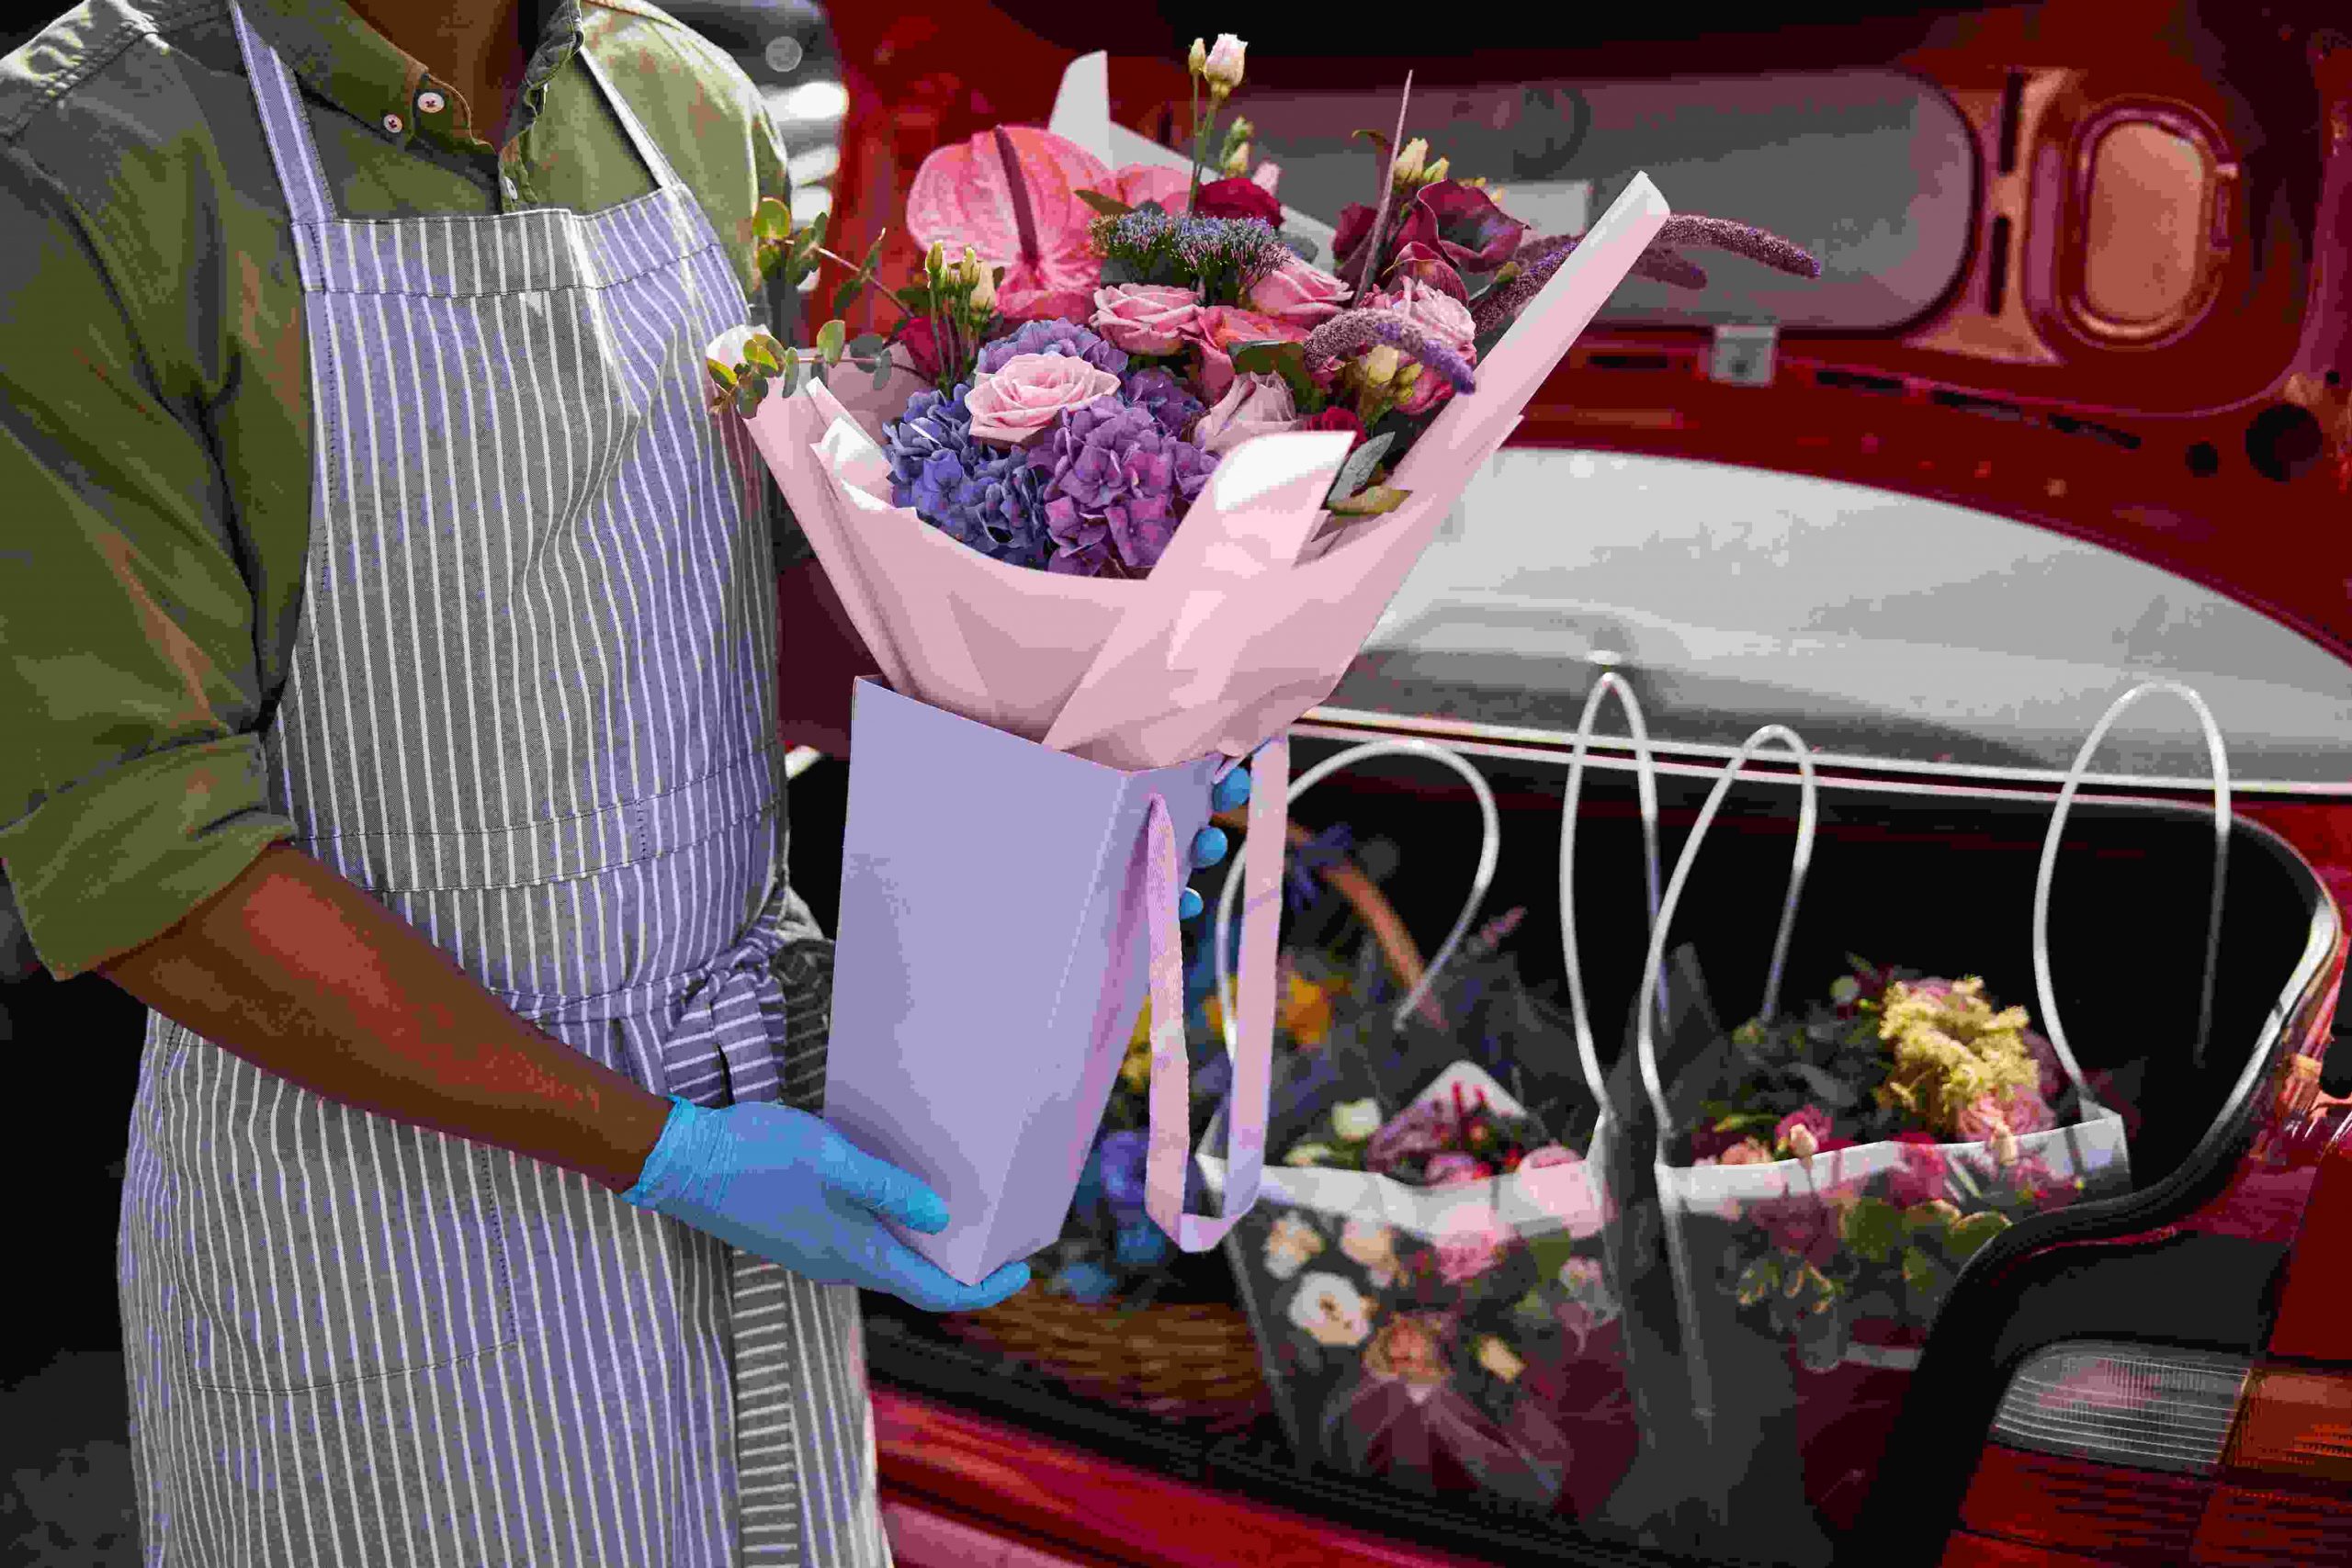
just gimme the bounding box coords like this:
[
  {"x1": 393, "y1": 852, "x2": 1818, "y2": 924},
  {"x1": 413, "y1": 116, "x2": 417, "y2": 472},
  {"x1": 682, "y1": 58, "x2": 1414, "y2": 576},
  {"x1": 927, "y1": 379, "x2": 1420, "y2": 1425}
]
[
  {"x1": 1301, "y1": 309, "x2": 1478, "y2": 393},
  {"x1": 1472, "y1": 216, "x2": 1822, "y2": 337}
]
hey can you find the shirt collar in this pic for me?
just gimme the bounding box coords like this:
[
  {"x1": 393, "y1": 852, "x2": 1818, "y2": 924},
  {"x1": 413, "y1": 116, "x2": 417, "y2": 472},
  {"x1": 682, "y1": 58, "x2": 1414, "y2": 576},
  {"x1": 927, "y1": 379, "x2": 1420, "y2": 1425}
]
[{"x1": 235, "y1": 0, "x2": 586, "y2": 154}]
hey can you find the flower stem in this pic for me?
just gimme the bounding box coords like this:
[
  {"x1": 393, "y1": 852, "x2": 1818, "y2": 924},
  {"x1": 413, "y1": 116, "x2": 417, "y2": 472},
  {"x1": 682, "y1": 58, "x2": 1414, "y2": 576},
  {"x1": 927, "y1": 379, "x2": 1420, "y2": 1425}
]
[{"x1": 1188, "y1": 85, "x2": 1215, "y2": 211}]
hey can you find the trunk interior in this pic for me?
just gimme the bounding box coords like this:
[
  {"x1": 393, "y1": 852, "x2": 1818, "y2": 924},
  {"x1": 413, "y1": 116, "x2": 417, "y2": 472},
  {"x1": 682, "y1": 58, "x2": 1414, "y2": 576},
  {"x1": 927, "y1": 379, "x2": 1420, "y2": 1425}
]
[{"x1": 800, "y1": 731, "x2": 2338, "y2": 1565}]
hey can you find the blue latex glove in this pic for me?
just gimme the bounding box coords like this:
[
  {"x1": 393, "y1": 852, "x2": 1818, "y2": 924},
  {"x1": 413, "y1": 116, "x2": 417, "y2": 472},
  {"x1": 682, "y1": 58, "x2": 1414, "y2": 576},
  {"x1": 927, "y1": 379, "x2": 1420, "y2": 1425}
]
[
  {"x1": 622, "y1": 1096, "x2": 1030, "y2": 1312},
  {"x1": 1178, "y1": 761, "x2": 1254, "y2": 921}
]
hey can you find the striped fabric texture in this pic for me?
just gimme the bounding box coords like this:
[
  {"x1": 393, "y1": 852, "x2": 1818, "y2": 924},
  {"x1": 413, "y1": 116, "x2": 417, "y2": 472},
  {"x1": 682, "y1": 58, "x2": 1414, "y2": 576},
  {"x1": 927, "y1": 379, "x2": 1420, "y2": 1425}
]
[{"x1": 113, "y1": 5, "x2": 889, "y2": 1562}]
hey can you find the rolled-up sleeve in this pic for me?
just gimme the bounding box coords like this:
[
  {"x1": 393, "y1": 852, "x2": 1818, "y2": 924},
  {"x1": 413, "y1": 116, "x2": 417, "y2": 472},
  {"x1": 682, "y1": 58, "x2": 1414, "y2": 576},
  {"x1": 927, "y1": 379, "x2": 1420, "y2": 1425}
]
[{"x1": 0, "y1": 144, "x2": 293, "y2": 980}]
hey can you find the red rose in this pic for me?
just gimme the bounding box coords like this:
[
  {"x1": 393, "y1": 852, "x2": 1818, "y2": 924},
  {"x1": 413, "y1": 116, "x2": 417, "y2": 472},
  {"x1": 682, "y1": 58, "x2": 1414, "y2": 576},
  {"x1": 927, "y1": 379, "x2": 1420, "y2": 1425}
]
[
  {"x1": 1295, "y1": 406, "x2": 1367, "y2": 450},
  {"x1": 1193, "y1": 175, "x2": 1283, "y2": 226}
]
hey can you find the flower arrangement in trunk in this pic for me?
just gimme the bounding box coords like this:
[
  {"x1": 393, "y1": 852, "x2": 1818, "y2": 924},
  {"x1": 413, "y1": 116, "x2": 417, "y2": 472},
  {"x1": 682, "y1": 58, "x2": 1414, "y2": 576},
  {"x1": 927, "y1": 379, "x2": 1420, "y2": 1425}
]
[
  {"x1": 1682, "y1": 959, "x2": 2135, "y2": 1364},
  {"x1": 707, "y1": 28, "x2": 1820, "y2": 578}
]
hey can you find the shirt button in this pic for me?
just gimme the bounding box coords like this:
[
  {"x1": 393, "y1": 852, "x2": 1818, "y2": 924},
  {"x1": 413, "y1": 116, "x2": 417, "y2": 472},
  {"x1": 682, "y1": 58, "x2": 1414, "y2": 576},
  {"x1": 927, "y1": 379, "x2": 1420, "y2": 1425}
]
[
  {"x1": 382, "y1": 111, "x2": 404, "y2": 135},
  {"x1": 417, "y1": 90, "x2": 446, "y2": 115}
]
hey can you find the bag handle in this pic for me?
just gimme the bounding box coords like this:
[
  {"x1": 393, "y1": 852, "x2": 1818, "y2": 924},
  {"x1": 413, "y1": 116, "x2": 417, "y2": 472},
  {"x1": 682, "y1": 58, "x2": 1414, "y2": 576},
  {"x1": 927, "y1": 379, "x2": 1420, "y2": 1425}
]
[
  {"x1": 1634, "y1": 725, "x2": 1822, "y2": 1137},
  {"x1": 1145, "y1": 737, "x2": 1290, "y2": 1252},
  {"x1": 2033, "y1": 680, "x2": 2232, "y2": 1091},
  {"x1": 1212, "y1": 738, "x2": 1502, "y2": 1050},
  {"x1": 1562, "y1": 671, "x2": 1668, "y2": 1122}
]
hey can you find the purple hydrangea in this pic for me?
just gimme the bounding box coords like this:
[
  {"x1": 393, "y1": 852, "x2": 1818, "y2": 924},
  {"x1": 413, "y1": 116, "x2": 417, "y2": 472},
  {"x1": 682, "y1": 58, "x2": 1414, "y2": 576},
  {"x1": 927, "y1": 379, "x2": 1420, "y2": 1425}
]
[
  {"x1": 1120, "y1": 367, "x2": 1207, "y2": 438},
  {"x1": 974, "y1": 318, "x2": 1129, "y2": 378},
  {"x1": 1025, "y1": 399, "x2": 1219, "y2": 577},
  {"x1": 881, "y1": 382, "x2": 1053, "y2": 569}
]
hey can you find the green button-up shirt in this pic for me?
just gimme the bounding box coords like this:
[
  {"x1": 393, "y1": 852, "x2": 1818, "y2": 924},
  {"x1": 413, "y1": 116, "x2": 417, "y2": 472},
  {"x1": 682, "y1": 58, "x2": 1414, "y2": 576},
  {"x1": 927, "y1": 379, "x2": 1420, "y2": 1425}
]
[{"x1": 0, "y1": 0, "x2": 807, "y2": 980}]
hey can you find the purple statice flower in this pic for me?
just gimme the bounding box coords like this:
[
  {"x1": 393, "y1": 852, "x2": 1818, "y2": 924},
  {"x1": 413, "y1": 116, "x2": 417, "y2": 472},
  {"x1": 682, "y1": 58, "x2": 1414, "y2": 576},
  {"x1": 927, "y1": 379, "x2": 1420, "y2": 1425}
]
[
  {"x1": 1120, "y1": 366, "x2": 1207, "y2": 438},
  {"x1": 974, "y1": 318, "x2": 1129, "y2": 378},
  {"x1": 881, "y1": 381, "x2": 1052, "y2": 568},
  {"x1": 1025, "y1": 399, "x2": 1219, "y2": 577},
  {"x1": 1300, "y1": 309, "x2": 1478, "y2": 394}
]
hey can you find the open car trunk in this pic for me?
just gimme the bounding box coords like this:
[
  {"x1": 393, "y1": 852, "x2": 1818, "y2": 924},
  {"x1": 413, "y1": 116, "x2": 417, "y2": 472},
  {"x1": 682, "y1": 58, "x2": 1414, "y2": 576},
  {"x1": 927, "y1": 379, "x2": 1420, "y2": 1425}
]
[{"x1": 820, "y1": 730, "x2": 2336, "y2": 1565}]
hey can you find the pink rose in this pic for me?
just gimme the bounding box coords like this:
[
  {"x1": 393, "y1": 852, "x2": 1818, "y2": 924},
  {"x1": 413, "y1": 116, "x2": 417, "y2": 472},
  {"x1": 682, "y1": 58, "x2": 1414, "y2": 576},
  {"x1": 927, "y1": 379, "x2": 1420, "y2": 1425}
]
[
  {"x1": 1091, "y1": 283, "x2": 1202, "y2": 355},
  {"x1": 1774, "y1": 1106, "x2": 1837, "y2": 1159},
  {"x1": 1955, "y1": 1091, "x2": 2053, "y2": 1145},
  {"x1": 964, "y1": 352, "x2": 1122, "y2": 447},
  {"x1": 1247, "y1": 256, "x2": 1354, "y2": 327},
  {"x1": 1250, "y1": 160, "x2": 1281, "y2": 197},
  {"x1": 1433, "y1": 1206, "x2": 1513, "y2": 1284},
  {"x1": 2001, "y1": 1087, "x2": 2057, "y2": 1136},
  {"x1": 1717, "y1": 1138, "x2": 1777, "y2": 1167},
  {"x1": 1186, "y1": 305, "x2": 1308, "y2": 400},
  {"x1": 1190, "y1": 371, "x2": 1298, "y2": 456}
]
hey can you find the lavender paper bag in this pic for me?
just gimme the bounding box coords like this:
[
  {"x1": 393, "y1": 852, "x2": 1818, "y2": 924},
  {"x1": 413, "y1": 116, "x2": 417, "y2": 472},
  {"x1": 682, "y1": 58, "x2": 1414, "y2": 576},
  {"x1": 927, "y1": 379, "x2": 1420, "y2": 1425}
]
[{"x1": 821, "y1": 677, "x2": 1225, "y2": 1286}]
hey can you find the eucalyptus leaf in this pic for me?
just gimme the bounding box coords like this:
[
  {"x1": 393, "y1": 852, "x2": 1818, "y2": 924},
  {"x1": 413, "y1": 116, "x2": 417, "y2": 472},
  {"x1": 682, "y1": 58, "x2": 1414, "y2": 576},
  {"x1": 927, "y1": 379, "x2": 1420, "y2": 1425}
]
[
  {"x1": 871, "y1": 353, "x2": 899, "y2": 391},
  {"x1": 1076, "y1": 188, "x2": 1133, "y2": 218},
  {"x1": 780, "y1": 344, "x2": 800, "y2": 383},
  {"x1": 1839, "y1": 1197, "x2": 1904, "y2": 1265},
  {"x1": 814, "y1": 319, "x2": 847, "y2": 366},
  {"x1": 1328, "y1": 431, "x2": 1396, "y2": 503},
  {"x1": 752, "y1": 196, "x2": 793, "y2": 243},
  {"x1": 1325, "y1": 484, "x2": 1410, "y2": 518},
  {"x1": 831, "y1": 276, "x2": 864, "y2": 315},
  {"x1": 742, "y1": 335, "x2": 780, "y2": 374},
  {"x1": 732, "y1": 376, "x2": 764, "y2": 418},
  {"x1": 847, "y1": 333, "x2": 886, "y2": 359},
  {"x1": 705, "y1": 357, "x2": 738, "y2": 391}
]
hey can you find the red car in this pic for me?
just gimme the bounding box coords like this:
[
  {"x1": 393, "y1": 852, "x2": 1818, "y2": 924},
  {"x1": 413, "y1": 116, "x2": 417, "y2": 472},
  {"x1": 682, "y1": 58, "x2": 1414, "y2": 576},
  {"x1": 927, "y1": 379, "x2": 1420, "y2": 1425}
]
[{"x1": 761, "y1": 2, "x2": 2352, "y2": 1566}]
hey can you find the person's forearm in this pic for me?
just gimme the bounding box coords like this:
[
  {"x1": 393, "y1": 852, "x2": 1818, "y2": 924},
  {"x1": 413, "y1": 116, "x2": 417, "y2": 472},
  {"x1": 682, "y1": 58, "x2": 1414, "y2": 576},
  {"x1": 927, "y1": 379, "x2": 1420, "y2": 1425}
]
[{"x1": 98, "y1": 841, "x2": 673, "y2": 1192}]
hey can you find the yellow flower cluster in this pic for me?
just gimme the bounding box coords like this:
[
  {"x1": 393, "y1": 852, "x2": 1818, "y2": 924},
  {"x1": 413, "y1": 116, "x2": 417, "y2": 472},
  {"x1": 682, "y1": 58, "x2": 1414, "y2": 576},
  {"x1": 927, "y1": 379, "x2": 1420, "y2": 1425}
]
[
  {"x1": 1198, "y1": 968, "x2": 1350, "y2": 1049},
  {"x1": 1873, "y1": 977, "x2": 2042, "y2": 1138}
]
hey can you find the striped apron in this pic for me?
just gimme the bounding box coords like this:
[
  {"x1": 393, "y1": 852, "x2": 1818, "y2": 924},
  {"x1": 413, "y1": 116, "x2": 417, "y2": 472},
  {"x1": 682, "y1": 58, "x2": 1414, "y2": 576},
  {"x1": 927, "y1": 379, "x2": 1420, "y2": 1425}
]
[{"x1": 114, "y1": 6, "x2": 892, "y2": 1563}]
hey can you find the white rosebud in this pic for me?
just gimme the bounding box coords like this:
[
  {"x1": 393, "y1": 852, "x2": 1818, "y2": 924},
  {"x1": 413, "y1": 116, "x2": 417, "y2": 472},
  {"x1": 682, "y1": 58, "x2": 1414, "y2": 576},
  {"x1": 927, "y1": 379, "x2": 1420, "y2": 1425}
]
[
  {"x1": 1187, "y1": 37, "x2": 1207, "y2": 77},
  {"x1": 1204, "y1": 34, "x2": 1246, "y2": 95}
]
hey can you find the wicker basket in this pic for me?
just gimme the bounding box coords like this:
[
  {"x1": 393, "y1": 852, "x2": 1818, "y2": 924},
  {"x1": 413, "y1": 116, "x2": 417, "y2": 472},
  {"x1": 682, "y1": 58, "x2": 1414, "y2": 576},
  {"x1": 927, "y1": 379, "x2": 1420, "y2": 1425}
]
[{"x1": 936, "y1": 813, "x2": 1430, "y2": 1432}]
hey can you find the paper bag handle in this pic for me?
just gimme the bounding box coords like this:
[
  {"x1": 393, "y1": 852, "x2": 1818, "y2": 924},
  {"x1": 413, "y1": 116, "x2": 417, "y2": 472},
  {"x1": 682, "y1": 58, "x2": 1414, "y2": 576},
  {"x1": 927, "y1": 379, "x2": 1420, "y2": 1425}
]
[
  {"x1": 1212, "y1": 738, "x2": 1501, "y2": 1042},
  {"x1": 2034, "y1": 681, "x2": 2231, "y2": 1089},
  {"x1": 1145, "y1": 737, "x2": 1291, "y2": 1251},
  {"x1": 1561, "y1": 672, "x2": 1668, "y2": 1126},
  {"x1": 1632, "y1": 725, "x2": 1822, "y2": 1137}
]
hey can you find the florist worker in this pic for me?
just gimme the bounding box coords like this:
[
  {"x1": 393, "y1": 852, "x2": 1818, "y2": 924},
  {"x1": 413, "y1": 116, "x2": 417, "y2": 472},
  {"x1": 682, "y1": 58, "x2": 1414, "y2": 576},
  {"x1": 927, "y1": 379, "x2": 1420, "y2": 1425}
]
[{"x1": 0, "y1": 1, "x2": 1244, "y2": 1563}]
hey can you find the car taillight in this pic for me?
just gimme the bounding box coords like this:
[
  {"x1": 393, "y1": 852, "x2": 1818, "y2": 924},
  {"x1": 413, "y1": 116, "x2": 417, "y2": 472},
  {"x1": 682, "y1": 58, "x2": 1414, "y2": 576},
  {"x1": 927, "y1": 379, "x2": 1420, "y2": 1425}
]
[{"x1": 1949, "y1": 1340, "x2": 2352, "y2": 1567}]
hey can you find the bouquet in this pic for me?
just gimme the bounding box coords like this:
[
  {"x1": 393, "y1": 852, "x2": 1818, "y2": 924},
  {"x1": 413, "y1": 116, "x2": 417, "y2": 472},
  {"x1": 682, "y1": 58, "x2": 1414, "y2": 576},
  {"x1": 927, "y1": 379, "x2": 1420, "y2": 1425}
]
[
  {"x1": 1666, "y1": 960, "x2": 2137, "y2": 1367},
  {"x1": 1199, "y1": 910, "x2": 1638, "y2": 1516},
  {"x1": 711, "y1": 29, "x2": 1821, "y2": 579}
]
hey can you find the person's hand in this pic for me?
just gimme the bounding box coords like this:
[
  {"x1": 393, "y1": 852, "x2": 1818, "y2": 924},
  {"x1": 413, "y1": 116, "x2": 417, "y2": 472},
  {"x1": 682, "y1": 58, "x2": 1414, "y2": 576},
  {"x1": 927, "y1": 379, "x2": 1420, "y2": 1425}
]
[
  {"x1": 622, "y1": 1097, "x2": 1029, "y2": 1312},
  {"x1": 1179, "y1": 761, "x2": 1254, "y2": 921}
]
